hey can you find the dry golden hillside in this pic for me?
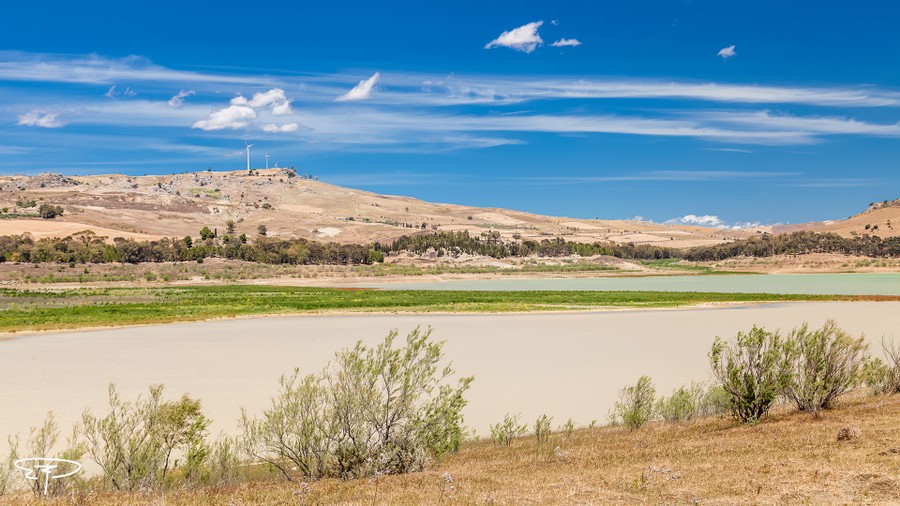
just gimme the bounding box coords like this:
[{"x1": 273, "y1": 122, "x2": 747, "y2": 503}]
[
  {"x1": 775, "y1": 199, "x2": 900, "y2": 238},
  {"x1": 0, "y1": 171, "x2": 748, "y2": 247}
]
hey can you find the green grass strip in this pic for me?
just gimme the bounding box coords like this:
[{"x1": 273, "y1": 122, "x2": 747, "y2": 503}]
[{"x1": 0, "y1": 285, "x2": 892, "y2": 333}]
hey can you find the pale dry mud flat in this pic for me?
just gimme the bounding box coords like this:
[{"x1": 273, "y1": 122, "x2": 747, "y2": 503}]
[{"x1": 1, "y1": 302, "x2": 899, "y2": 441}]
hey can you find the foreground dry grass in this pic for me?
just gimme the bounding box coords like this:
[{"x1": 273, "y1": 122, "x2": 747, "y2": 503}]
[{"x1": 5, "y1": 394, "x2": 900, "y2": 506}]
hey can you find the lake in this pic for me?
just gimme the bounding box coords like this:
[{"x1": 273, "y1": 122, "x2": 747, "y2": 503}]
[
  {"x1": 358, "y1": 273, "x2": 900, "y2": 295},
  {"x1": 2, "y1": 301, "x2": 898, "y2": 441}
]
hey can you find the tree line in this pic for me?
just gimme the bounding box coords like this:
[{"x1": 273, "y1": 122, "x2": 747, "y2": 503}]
[
  {"x1": 0, "y1": 231, "x2": 378, "y2": 265},
  {"x1": 1, "y1": 229, "x2": 898, "y2": 265}
]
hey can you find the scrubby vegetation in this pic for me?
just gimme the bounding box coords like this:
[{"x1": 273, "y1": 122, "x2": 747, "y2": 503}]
[
  {"x1": 240, "y1": 328, "x2": 472, "y2": 480},
  {"x1": 782, "y1": 320, "x2": 868, "y2": 415},
  {"x1": 709, "y1": 325, "x2": 794, "y2": 423},
  {"x1": 1, "y1": 323, "x2": 900, "y2": 504},
  {"x1": 609, "y1": 376, "x2": 657, "y2": 430}
]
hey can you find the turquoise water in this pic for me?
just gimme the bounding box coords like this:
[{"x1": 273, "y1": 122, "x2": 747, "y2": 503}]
[{"x1": 359, "y1": 273, "x2": 900, "y2": 295}]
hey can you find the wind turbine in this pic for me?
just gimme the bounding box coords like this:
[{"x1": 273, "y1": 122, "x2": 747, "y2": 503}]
[
  {"x1": 244, "y1": 141, "x2": 253, "y2": 173},
  {"x1": 265, "y1": 153, "x2": 269, "y2": 170}
]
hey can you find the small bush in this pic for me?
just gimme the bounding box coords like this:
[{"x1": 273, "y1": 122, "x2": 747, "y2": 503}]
[
  {"x1": 656, "y1": 385, "x2": 699, "y2": 423},
  {"x1": 242, "y1": 328, "x2": 472, "y2": 480},
  {"x1": 701, "y1": 385, "x2": 733, "y2": 416},
  {"x1": 709, "y1": 325, "x2": 793, "y2": 423},
  {"x1": 863, "y1": 338, "x2": 900, "y2": 395},
  {"x1": 38, "y1": 204, "x2": 64, "y2": 219},
  {"x1": 490, "y1": 414, "x2": 527, "y2": 447},
  {"x1": 0, "y1": 450, "x2": 11, "y2": 495},
  {"x1": 81, "y1": 385, "x2": 210, "y2": 491},
  {"x1": 782, "y1": 320, "x2": 868, "y2": 415},
  {"x1": 656, "y1": 383, "x2": 732, "y2": 423},
  {"x1": 610, "y1": 376, "x2": 656, "y2": 430},
  {"x1": 7, "y1": 412, "x2": 85, "y2": 496},
  {"x1": 533, "y1": 414, "x2": 553, "y2": 445}
]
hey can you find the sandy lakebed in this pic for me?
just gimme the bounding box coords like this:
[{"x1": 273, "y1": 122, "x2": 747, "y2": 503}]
[{"x1": 2, "y1": 301, "x2": 899, "y2": 441}]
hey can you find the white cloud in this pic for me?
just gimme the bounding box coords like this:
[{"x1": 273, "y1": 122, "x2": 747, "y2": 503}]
[
  {"x1": 262, "y1": 122, "x2": 300, "y2": 133},
  {"x1": 192, "y1": 88, "x2": 293, "y2": 130},
  {"x1": 485, "y1": 21, "x2": 544, "y2": 53},
  {"x1": 242, "y1": 88, "x2": 293, "y2": 115},
  {"x1": 336, "y1": 72, "x2": 380, "y2": 102},
  {"x1": 191, "y1": 104, "x2": 256, "y2": 131},
  {"x1": 0, "y1": 51, "x2": 265, "y2": 86},
  {"x1": 17, "y1": 110, "x2": 66, "y2": 128},
  {"x1": 718, "y1": 45, "x2": 737, "y2": 60},
  {"x1": 669, "y1": 214, "x2": 724, "y2": 227},
  {"x1": 383, "y1": 74, "x2": 900, "y2": 107},
  {"x1": 666, "y1": 214, "x2": 764, "y2": 230},
  {"x1": 551, "y1": 38, "x2": 582, "y2": 48},
  {"x1": 104, "y1": 85, "x2": 137, "y2": 98},
  {"x1": 168, "y1": 89, "x2": 195, "y2": 108}
]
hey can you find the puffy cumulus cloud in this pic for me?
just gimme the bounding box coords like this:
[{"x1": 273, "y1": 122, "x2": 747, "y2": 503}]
[
  {"x1": 718, "y1": 45, "x2": 737, "y2": 60},
  {"x1": 17, "y1": 110, "x2": 66, "y2": 128},
  {"x1": 669, "y1": 214, "x2": 724, "y2": 227},
  {"x1": 485, "y1": 21, "x2": 544, "y2": 53},
  {"x1": 551, "y1": 38, "x2": 582, "y2": 48},
  {"x1": 233, "y1": 88, "x2": 293, "y2": 115},
  {"x1": 193, "y1": 88, "x2": 294, "y2": 131},
  {"x1": 168, "y1": 89, "x2": 195, "y2": 108},
  {"x1": 262, "y1": 122, "x2": 300, "y2": 133},
  {"x1": 336, "y1": 72, "x2": 380, "y2": 102},
  {"x1": 191, "y1": 104, "x2": 256, "y2": 131},
  {"x1": 667, "y1": 214, "x2": 763, "y2": 230}
]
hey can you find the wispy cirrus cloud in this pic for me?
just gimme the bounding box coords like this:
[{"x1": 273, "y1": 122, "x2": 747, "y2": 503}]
[
  {"x1": 4, "y1": 51, "x2": 900, "y2": 154},
  {"x1": 0, "y1": 51, "x2": 265, "y2": 86},
  {"x1": 168, "y1": 89, "x2": 195, "y2": 108},
  {"x1": 519, "y1": 170, "x2": 800, "y2": 184}
]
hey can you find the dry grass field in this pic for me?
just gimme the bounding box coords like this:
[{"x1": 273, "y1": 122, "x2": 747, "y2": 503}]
[
  {"x1": 0, "y1": 170, "x2": 747, "y2": 248},
  {"x1": 4, "y1": 393, "x2": 899, "y2": 505}
]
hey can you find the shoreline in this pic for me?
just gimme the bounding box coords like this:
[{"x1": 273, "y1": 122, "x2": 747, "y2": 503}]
[
  {"x1": 0, "y1": 299, "x2": 788, "y2": 339},
  {"x1": 3, "y1": 301, "x2": 898, "y2": 443}
]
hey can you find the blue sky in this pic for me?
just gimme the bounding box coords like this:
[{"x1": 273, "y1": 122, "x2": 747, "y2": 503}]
[{"x1": 2, "y1": 1, "x2": 899, "y2": 227}]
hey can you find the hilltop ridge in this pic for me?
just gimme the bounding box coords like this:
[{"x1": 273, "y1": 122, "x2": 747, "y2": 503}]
[{"x1": 0, "y1": 170, "x2": 746, "y2": 247}]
